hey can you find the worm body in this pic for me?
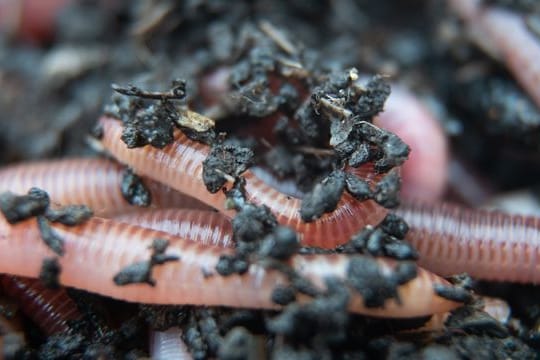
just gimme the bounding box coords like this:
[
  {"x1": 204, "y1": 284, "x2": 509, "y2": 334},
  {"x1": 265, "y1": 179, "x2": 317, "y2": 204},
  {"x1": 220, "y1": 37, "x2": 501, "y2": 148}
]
[
  {"x1": 0, "y1": 216, "x2": 458, "y2": 318},
  {"x1": 99, "y1": 116, "x2": 388, "y2": 248},
  {"x1": 0, "y1": 275, "x2": 81, "y2": 335},
  {"x1": 0, "y1": 158, "x2": 208, "y2": 216},
  {"x1": 398, "y1": 202, "x2": 540, "y2": 283},
  {"x1": 449, "y1": 0, "x2": 540, "y2": 109},
  {"x1": 374, "y1": 86, "x2": 448, "y2": 202},
  {"x1": 405, "y1": 296, "x2": 509, "y2": 333},
  {"x1": 115, "y1": 209, "x2": 233, "y2": 248},
  {"x1": 150, "y1": 327, "x2": 193, "y2": 360}
]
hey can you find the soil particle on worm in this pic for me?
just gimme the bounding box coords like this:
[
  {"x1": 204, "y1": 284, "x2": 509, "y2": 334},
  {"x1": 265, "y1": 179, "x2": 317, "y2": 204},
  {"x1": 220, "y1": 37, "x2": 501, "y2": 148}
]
[
  {"x1": 121, "y1": 168, "x2": 152, "y2": 207},
  {"x1": 0, "y1": 188, "x2": 50, "y2": 224},
  {"x1": 347, "y1": 257, "x2": 417, "y2": 307},
  {"x1": 113, "y1": 238, "x2": 179, "y2": 286},
  {"x1": 39, "y1": 257, "x2": 62, "y2": 289}
]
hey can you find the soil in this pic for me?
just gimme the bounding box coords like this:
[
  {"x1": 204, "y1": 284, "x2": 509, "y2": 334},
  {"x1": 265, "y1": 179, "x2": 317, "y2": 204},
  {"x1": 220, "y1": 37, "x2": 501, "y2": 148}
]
[{"x1": 1, "y1": 1, "x2": 540, "y2": 359}]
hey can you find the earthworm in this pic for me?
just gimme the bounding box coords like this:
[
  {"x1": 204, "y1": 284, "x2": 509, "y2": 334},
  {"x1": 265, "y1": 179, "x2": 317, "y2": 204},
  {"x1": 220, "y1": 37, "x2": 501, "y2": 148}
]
[
  {"x1": 201, "y1": 66, "x2": 449, "y2": 203},
  {"x1": 406, "y1": 296, "x2": 510, "y2": 333},
  {"x1": 115, "y1": 209, "x2": 233, "y2": 248},
  {"x1": 397, "y1": 201, "x2": 540, "y2": 283},
  {"x1": 0, "y1": 216, "x2": 459, "y2": 318},
  {"x1": 374, "y1": 86, "x2": 448, "y2": 202},
  {"x1": 98, "y1": 116, "x2": 388, "y2": 248},
  {"x1": 0, "y1": 275, "x2": 81, "y2": 335},
  {"x1": 0, "y1": 0, "x2": 71, "y2": 43},
  {"x1": 0, "y1": 158, "x2": 208, "y2": 217},
  {"x1": 150, "y1": 327, "x2": 193, "y2": 360},
  {"x1": 448, "y1": 0, "x2": 540, "y2": 109}
]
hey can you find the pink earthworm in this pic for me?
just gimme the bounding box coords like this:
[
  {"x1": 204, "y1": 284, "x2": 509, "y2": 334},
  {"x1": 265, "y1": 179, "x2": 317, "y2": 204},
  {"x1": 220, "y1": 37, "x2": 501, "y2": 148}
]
[
  {"x1": 201, "y1": 67, "x2": 450, "y2": 203},
  {"x1": 374, "y1": 86, "x2": 448, "y2": 202},
  {"x1": 0, "y1": 216, "x2": 459, "y2": 318},
  {"x1": 150, "y1": 327, "x2": 193, "y2": 360},
  {"x1": 115, "y1": 209, "x2": 233, "y2": 248},
  {"x1": 0, "y1": 275, "x2": 81, "y2": 335},
  {"x1": 448, "y1": 0, "x2": 540, "y2": 109},
  {"x1": 98, "y1": 116, "x2": 388, "y2": 248},
  {"x1": 0, "y1": 0, "x2": 71, "y2": 44},
  {"x1": 397, "y1": 201, "x2": 540, "y2": 283},
  {"x1": 0, "y1": 158, "x2": 209, "y2": 217},
  {"x1": 406, "y1": 296, "x2": 510, "y2": 333},
  {"x1": 242, "y1": 163, "x2": 540, "y2": 284}
]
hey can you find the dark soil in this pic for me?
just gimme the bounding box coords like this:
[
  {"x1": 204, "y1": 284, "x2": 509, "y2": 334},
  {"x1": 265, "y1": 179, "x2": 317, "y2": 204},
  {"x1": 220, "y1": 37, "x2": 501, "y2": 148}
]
[{"x1": 1, "y1": 1, "x2": 540, "y2": 359}]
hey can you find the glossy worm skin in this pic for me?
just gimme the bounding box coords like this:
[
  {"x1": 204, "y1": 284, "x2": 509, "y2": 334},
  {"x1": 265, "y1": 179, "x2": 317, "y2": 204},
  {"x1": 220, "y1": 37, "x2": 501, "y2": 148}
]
[
  {"x1": 374, "y1": 86, "x2": 448, "y2": 202},
  {"x1": 0, "y1": 275, "x2": 81, "y2": 335},
  {"x1": 449, "y1": 0, "x2": 540, "y2": 109},
  {"x1": 0, "y1": 158, "x2": 208, "y2": 217},
  {"x1": 397, "y1": 202, "x2": 540, "y2": 283},
  {"x1": 115, "y1": 209, "x2": 233, "y2": 248},
  {"x1": 98, "y1": 116, "x2": 388, "y2": 248},
  {"x1": 0, "y1": 216, "x2": 459, "y2": 318},
  {"x1": 150, "y1": 327, "x2": 193, "y2": 360}
]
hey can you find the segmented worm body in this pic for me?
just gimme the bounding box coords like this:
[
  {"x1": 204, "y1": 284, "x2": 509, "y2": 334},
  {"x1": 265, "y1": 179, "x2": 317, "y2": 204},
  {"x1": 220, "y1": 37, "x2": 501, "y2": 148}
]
[
  {"x1": 150, "y1": 327, "x2": 193, "y2": 360},
  {"x1": 115, "y1": 209, "x2": 233, "y2": 248},
  {"x1": 0, "y1": 158, "x2": 208, "y2": 216},
  {"x1": 0, "y1": 216, "x2": 458, "y2": 318},
  {"x1": 0, "y1": 275, "x2": 81, "y2": 335},
  {"x1": 99, "y1": 116, "x2": 388, "y2": 248},
  {"x1": 397, "y1": 202, "x2": 540, "y2": 283},
  {"x1": 449, "y1": 0, "x2": 540, "y2": 109}
]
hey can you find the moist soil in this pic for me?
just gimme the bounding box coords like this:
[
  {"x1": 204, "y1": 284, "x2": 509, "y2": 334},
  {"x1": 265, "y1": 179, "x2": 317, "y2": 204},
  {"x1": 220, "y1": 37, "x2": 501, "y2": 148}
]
[{"x1": 1, "y1": 1, "x2": 540, "y2": 359}]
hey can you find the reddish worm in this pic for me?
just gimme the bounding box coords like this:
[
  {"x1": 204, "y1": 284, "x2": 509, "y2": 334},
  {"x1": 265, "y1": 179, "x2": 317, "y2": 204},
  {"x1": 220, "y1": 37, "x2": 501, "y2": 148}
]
[
  {"x1": 0, "y1": 275, "x2": 81, "y2": 335},
  {"x1": 0, "y1": 215, "x2": 459, "y2": 318},
  {"x1": 96, "y1": 116, "x2": 540, "y2": 284},
  {"x1": 2, "y1": 154, "x2": 540, "y2": 285},
  {"x1": 117, "y1": 200, "x2": 540, "y2": 284},
  {"x1": 98, "y1": 116, "x2": 388, "y2": 249}
]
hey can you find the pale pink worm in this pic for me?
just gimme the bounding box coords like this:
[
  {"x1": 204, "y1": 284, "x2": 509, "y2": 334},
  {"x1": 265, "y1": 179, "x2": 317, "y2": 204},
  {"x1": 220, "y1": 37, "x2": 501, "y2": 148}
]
[
  {"x1": 98, "y1": 116, "x2": 388, "y2": 248},
  {"x1": 374, "y1": 86, "x2": 448, "y2": 202},
  {"x1": 0, "y1": 158, "x2": 209, "y2": 217},
  {"x1": 397, "y1": 201, "x2": 540, "y2": 283},
  {"x1": 150, "y1": 327, "x2": 193, "y2": 360},
  {"x1": 0, "y1": 216, "x2": 459, "y2": 318},
  {"x1": 449, "y1": 0, "x2": 540, "y2": 109}
]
